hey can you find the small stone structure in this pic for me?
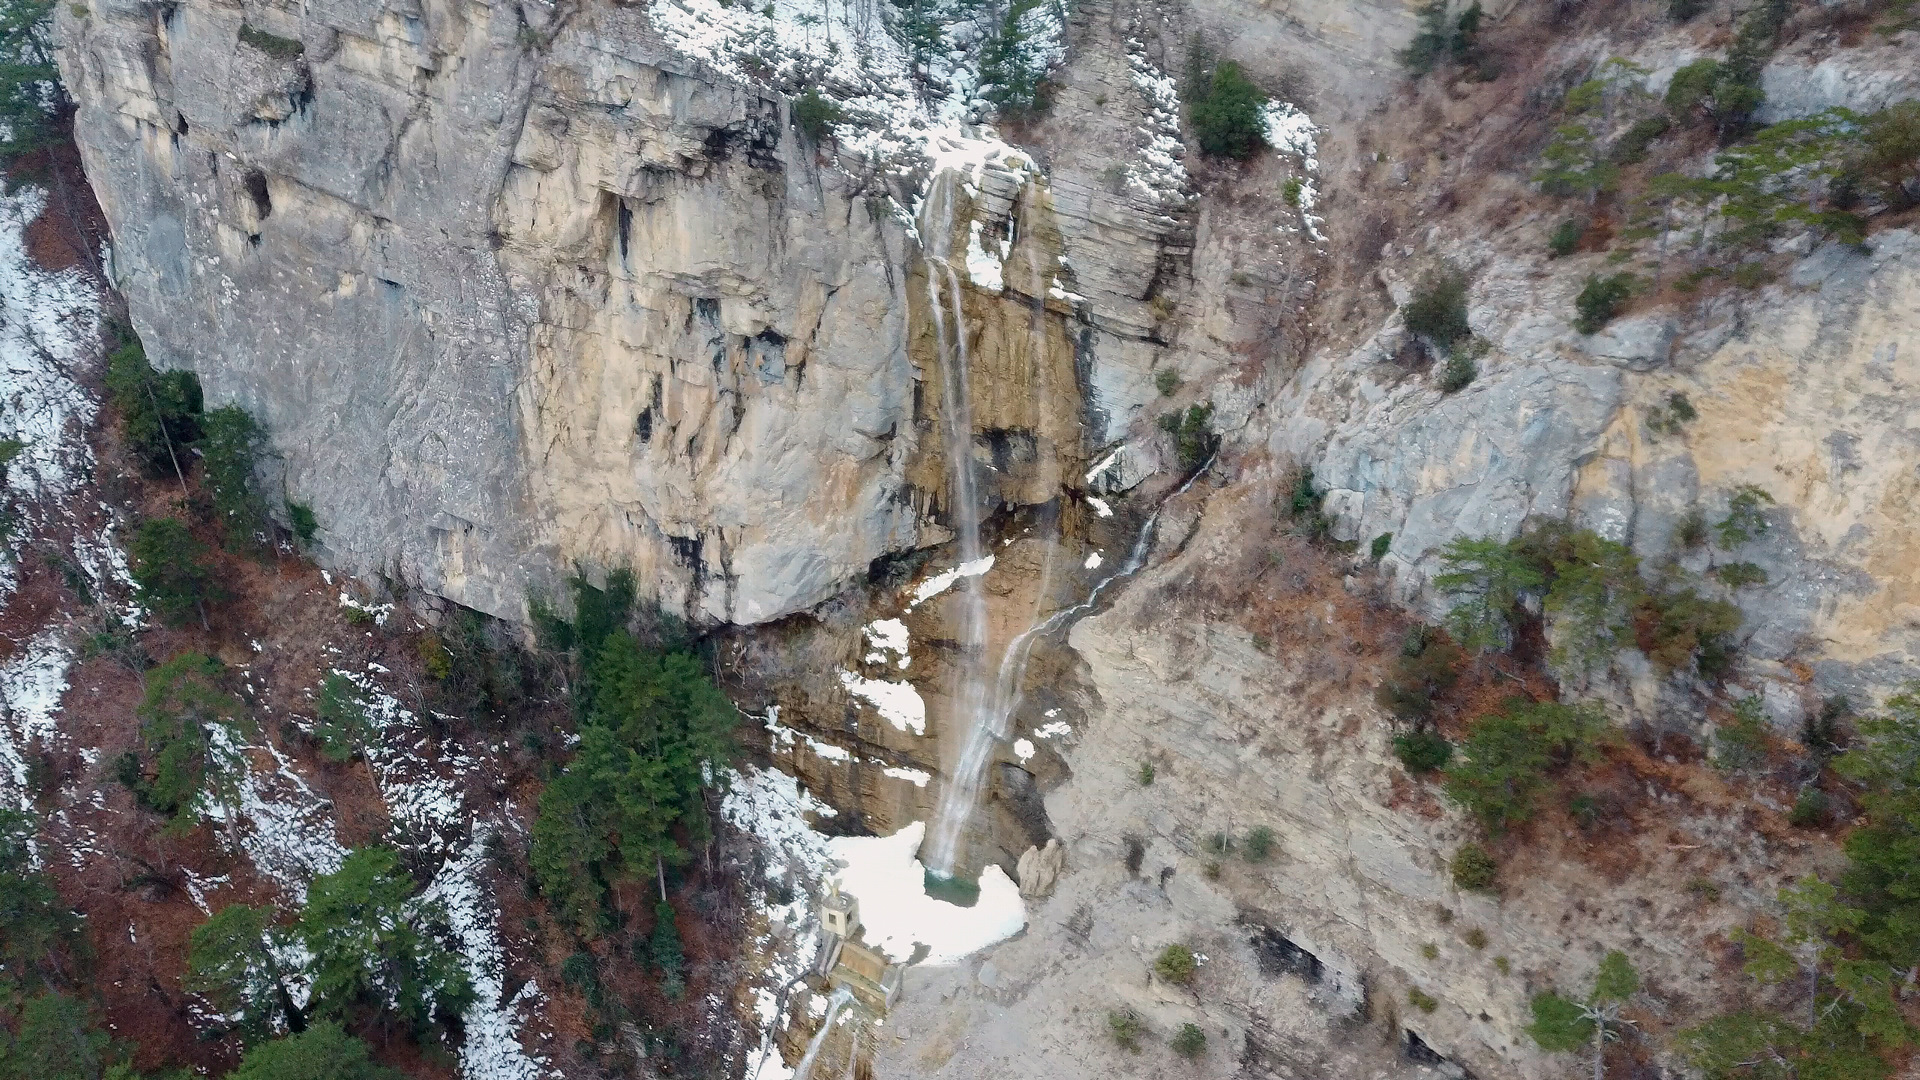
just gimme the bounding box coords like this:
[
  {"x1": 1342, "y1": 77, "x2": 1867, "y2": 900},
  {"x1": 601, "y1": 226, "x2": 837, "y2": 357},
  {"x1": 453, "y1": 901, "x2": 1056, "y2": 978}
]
[
  {"x1": 813, "y1": 883, "x2": 903, "y2": 1011},
  {"x1": 820, "y1": 885, "x2": 858, "y2": 938}
]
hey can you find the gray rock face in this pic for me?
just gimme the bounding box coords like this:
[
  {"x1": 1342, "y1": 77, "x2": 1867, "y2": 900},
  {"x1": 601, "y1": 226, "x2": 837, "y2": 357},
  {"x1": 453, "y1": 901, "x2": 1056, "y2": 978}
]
[
  {"x1": 1269, "y1": 232, "x2": 1920, "y2": 696},
  {"x1": 1024, "y1": 502, "x2": 1825, "y2": 1080},
  {"x1": 1755, "y1": 36, "x2": 1920, "y2": 124},
  {"x1": 869, "y1": 493, "x2": 1828, "y2": 1080},
  {"x1": 60, "y1": 0, "x2": 937, "y2": 623},
  {"x1": 55, "y1": 0, "x2": 1220, "y2": 626}
]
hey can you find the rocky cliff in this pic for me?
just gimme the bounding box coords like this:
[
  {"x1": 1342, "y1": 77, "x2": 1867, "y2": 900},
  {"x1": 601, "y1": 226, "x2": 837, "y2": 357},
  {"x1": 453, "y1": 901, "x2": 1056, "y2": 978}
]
[
  {"x1": 54, "y1": 0, "x2": 1230, "y2": 628},
  {"x1": 45, "y1": 0, "x2": 1920, "y2": 1075}
]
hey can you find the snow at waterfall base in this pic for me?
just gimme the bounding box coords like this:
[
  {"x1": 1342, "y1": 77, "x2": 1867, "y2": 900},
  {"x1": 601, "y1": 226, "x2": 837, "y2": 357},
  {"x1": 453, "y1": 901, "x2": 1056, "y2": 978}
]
[{"x1": 724, "y1": 767, "x2": 1028, "y2": 1075}]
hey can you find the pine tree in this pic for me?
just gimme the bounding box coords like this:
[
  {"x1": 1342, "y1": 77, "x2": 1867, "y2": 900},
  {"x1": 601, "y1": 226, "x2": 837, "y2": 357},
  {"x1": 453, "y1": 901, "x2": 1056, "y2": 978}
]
[
  {"x1": 1527, "y1": 951, "x2": 1639, "y2": 1080},
  {"x1": 1443, "y1": 699, "x2": 1603, "y2": 831},
  {"x1": 104, "y1": 337, "x2": 202, "y2": 480},
  {"x1": 1526, "y1": 990, "x2": 1593, "y2": 1052},
  {"x1": 530, "y1": 575, "x2": 734, "y2": 936},
  {"x1": 186, "y1": 904, "x2": 303, "y2": 1042},
  {"x1": 1834, "y1": 684, "x2": 1920, "y2": 968},
  {"x1": 1434, "y1": 536, "x2": 1545, "y2": 654},
  {"x1": 0, "y1": 810, "x2": 83, "y2": 991},
  {"x1": 529, "y1": 751, "x2": 614, "y2": 930},
  {"x1": 197, "y1": 404, "x2": 271, "y2": 548},
  {"x1": 298, "y1": 848, "x2": 473, "y2": 1037},
  {"x1": 0, "y1": 814, "x2": 129, "y2": 1080},
  {"x1": 226, "y1": 1022, "x2": 401, "y2": 1080},
  {"x1": 128, "y1": 518, "x2": 218, "y2": 629},
  {"x1": 1189, "y1": 62, "x2": 1266, "y2": 160},
  {"x1": 313, "y1": 674, "x2": 371, "y2": 763},
  {"x1": 978, "y1": 0, "x2": 1058, "y2": 118},
  {"x1": 532, "y1": 631, "x2": 736, "y2": 927},
  {"x1": 649, "y1": 900, "x2": 685, "y2": 998},
  {"x1": 0, "y1": 0, "x2": 63, "y2": 164},
  {"x1": 1539, "y1": 530, "x2": 1640, "y2": 679},
  {"x1": 1683, "y1": 874, "x2": 1910, "y2": 1080},
  {"x1": 0, "y1": 991, "x2": 109, "y2": 1080},
  {"x1": 586, "y1": 635, "x2": 737, "y2": 869},
  {"x1": 1676, "y1": 1011, "x2": 1800, "y2": 1080},
  {"x1": 134, "y1": 653, "x2": 248, "y2": 834}
]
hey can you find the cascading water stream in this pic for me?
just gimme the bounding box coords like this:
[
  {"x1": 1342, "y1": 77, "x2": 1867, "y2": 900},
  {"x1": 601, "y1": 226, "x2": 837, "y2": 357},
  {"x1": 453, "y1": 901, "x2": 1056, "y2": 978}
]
[
  {"x1": 917, "y1": 171, "x2": 995, "y2": 877},
  {"x1": 792, "y1": 986, "x2": 856, "y2": 1080},
  {"x1": 915, "y1": 164, "x2": 1209, "y2": 878},
  {"x1": 923, "y1": 454, "x2": 1215, "y2": 876}
]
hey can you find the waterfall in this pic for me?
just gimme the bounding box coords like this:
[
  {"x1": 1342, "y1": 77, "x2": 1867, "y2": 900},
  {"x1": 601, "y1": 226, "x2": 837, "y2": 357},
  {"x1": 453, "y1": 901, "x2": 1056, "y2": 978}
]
[
  {"x1": 918, "y1": 170, "x2": 995, "y2": 878},
  {"x1": 916, "y1": 163, "x2": 1214, "y2": 878},
  {"x1": 910, "y1": 161, "x2": 1205, "y2": 876},
  {"x1": 922, "y1": 438, "x2": 1218, "y2": 876},
  {"x1": 793, "y1": 986, "x2": 856, "y2": 1080}
]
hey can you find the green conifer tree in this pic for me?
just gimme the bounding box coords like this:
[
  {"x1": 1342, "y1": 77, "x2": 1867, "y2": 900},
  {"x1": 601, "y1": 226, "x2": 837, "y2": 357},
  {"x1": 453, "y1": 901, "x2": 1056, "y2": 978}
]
[
  {"x1": 186, "y1": 904, "x2": 303, "y2": 1042},
  {"x1": 298, "y1": 848, "x2": 473, "y2": 1037},
  {"x1": 226, "y1": 1022, "x2": 401, "y2": 1080},
  {"x1": 128, "y1": 518, "x2": 218, "y2": 629},
  {"x1": 134, "y1": 653, "x2": 248, "y2": 834}
]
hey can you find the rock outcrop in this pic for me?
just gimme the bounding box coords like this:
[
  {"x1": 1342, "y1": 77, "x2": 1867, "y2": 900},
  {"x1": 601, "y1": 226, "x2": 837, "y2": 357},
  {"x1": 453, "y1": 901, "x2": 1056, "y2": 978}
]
[
  {"x1": 1269, "y1": 230, "x2": 1920, "y2": 707},
  {"x1": 1016, "y1": 836, "x2": 1064, "y2": 897},
  {"x1": 59, "y1": 0, "x2": 932, "y2": 622},
  {"x1": 53, "y1": 0, "x2": 1231, "y2": 628}
]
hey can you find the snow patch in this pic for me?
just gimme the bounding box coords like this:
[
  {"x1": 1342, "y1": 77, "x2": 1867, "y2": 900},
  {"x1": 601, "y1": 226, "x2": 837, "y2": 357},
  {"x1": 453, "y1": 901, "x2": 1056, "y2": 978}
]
[
  {"x1": 0, "y1": 629, "x2": 71, "y2": 807},
  {"x1": 759, "y1": 705, "x2": 798, "y2": 752},
  {"x1": 836, "y1": 671, "x2": 927, "y2": 735},
  {"x1": 806, "y1": 737, "x2": 853, "y2": 762},
  {"x1": 1122, "y1": 41, "x2": 1192, "y2": 206},
  {"x1": 722, "y1": 767, "x2": 837, "y2": 923},
  {"x1": 826, "y1": 822, "x2": 1026, "y2": 965},
  {"x1": 1087, "y1": 496, "x2": 1113, "y2": 518},
  {"x1": 425, "y1": 839, "x2": 552, "y2": 1080},
  {"x1": 70, "y1": 522, "x2": 141, "y2": 627},
  {"x1": 908, "y1": 554, "x2": 994, "y2": 608},
  {"x1": 745, "y1": 1043, "x2": 796, "y2": 1080},
  {"x1": 721, "y1": 767, "x2": 839, "y2": 1075},
  {"x1": 322, "y1": 670, "x2": 554, "y2": 1079},
  {"x1": 1261, "y1": 100, "x2": 1319, "y2": 167},
  {"x1": 1084, "y1": 552, "x2": 1103, "y2": 570},
  {"x1": 205, "y1": 729, "x2": 346, "y2": 904},
  {"x1": 881, "y1": 766, "x2": 932, "y2": 787},
  {"x1": 1012, "y1": 738, "x2": 1035, "y2": 762},
  {"x1": 862, "y1": 618, "x2": 910, "y2": 668},
  {"x1": 1261, "y1": 100, "x2": 1324, "y2": 242},
  {"x1": 965, "y1": 219, "x2": 1004, "y2": 293},
  {"x1": 640, "y1": 0, "x2": 1063, "y2": 191},
  {"x1": 338, "y1": 591, "x2": 394, "y2": 626},
  {"x1": 179, "y1": 870, "x2": 229, "y2": 915},
  {"x1": 0, "y1": 185, "x2": 103, "y2": 596},
  {"x1": 921, "y1": 133, "x2": 1034, "y2": 195}
]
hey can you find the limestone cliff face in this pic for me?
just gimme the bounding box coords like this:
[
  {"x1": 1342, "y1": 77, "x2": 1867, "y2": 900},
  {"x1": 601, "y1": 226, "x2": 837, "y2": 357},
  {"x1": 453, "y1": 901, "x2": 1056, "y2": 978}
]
[
  {"x1": 56, "y1": 0, "x2": 1126, "y2": 625},
  {"x1": 58, "y1": 0, "x2": 927, "y2": 622},
  {"x1": 53, "y1": 0, "x2": 1920, "y2": 1074},
  {"x1": 1269, "y1": 231, "x2": 1920, "y2": 716},
  {"x1": 54, "y1": 0, "x2": 1233, "y2": 628}
]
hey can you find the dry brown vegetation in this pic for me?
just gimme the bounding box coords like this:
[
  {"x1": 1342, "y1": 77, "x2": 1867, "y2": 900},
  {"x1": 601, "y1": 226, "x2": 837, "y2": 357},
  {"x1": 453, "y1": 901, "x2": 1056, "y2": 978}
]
[{"x1": 1146, "y1": 456, "x2": 1843, "y2": 930}]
